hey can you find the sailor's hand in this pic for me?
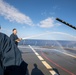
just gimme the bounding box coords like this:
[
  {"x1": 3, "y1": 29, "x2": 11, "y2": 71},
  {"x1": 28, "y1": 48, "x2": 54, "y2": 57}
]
[{"x1": 19, "y1": 38, "x2": 22, "y2": 41}]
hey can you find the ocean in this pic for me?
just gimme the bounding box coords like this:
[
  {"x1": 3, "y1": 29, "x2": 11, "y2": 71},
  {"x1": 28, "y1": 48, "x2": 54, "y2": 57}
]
[{"x1": 19, "y1": 39, "x2": 76, "y2": 48}]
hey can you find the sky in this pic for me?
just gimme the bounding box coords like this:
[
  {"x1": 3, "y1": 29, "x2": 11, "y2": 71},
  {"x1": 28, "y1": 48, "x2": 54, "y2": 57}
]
[{"x1": 0, "y1": 0, "x2": 76, "y2": 40}]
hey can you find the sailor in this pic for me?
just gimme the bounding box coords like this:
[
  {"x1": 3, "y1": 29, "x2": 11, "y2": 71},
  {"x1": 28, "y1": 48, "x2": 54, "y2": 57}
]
[{"x1": 10, "y1": 28, "x2": 22, "y2": 46}]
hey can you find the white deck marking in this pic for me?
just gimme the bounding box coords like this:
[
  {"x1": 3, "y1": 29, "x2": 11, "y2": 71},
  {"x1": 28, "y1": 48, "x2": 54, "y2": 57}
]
[
  {"x1": 42, "y1": 61, "x2": 52, "y2": 69},
  {"x1": 29, "y1": 45, "x2": 58, "y2": 75},
  {"x1": 37, "y1": 56, "x2": 44, "y2": 61},
  {"x1": 50, "y1": 70, "x2": 58, "y2": 75}
]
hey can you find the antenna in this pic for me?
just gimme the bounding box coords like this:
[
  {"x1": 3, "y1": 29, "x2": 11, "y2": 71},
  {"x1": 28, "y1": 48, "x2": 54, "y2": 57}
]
[{"x1": 56, "y1": 18, "x2": 76, "y2": 30}]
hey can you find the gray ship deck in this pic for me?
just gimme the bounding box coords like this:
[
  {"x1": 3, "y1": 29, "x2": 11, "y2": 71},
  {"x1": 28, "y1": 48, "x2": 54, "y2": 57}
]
[{"x1": 19, "y1": 45, "x2": 76, "y2": 75}]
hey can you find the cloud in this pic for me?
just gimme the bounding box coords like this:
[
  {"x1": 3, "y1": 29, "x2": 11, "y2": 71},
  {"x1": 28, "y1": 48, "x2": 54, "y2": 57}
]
[
  {"x1": 41, "y1": 11, "x2": 47, "y2": 16},
  {"x1": 38, "y1": 17, "x2": 61, "y2": 28},
  {"x1": 49, "y1": 12, "x2": 55, "y2": 15},
  {"x1": 22, "y1": 26, "x2": 26, "y2": 29},
  {"x1": 0, "y1": 0, "x2": 61, "y2": 29},
  {"x1": 1, "y1": 28, "x2": 11, "y2": 32},
  {"x1": 0, "y1": 0, "x2": 34, "y2": 26},
  {"x1": 53, "y1": 6, "x2": 60, "y2": 10}
]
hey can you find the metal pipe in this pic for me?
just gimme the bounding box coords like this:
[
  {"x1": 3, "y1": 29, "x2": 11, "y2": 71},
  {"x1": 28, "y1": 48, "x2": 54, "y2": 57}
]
[{"x1": 56, "y1": 18, "x2": 76, "y2": 30}]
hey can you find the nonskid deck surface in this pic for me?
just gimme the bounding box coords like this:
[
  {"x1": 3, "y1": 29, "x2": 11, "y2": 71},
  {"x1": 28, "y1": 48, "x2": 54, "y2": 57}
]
[{"x1": 19, "y1": 45, "x2": 76, "y2": 75}]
